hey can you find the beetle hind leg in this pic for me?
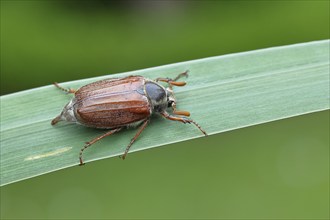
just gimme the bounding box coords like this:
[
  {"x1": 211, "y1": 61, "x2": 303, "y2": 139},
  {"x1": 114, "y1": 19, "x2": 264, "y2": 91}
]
[
  {"x1": 53, "y1": 82, "x2": 76, "y2": 94},
  {"x1": 79, "y1": 128, "x2": 122, "y2": 166},
  {"x1": 120, "y1": 119, "x2": 149, "y2": 160}
]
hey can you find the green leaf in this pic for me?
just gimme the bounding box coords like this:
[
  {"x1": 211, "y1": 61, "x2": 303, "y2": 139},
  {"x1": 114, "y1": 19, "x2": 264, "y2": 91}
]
[{"x1": 1, "y1": 40, "x2": 329, "y2": 186}]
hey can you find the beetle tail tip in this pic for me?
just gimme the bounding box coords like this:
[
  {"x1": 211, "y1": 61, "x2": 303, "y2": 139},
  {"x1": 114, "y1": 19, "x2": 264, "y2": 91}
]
[{"x1": 51, "y1": 115, "x2": 62, "y2": 125}]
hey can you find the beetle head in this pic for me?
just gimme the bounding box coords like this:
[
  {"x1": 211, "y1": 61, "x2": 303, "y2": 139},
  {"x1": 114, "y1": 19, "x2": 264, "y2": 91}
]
[
  {"x1": 165, "y1": 87, "x2": 191, "y2": 117},
  {"x1": 166, "y1": 87, "x2": 176, "y2": 108}
]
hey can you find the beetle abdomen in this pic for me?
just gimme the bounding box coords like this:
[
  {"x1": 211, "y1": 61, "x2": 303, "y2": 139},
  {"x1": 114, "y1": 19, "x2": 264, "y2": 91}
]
[{"x1": 73, "y1": 76, "x2": 151, "y2": 129}]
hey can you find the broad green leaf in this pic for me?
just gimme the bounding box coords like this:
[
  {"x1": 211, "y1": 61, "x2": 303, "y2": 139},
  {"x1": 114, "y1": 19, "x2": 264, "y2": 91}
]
[{"x1": 1, "y1": 40, "x2": 329, "y2": 186}]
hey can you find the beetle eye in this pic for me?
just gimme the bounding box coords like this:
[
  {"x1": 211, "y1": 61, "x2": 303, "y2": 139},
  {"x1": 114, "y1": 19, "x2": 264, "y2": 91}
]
[{"x1": 168, "y1": 100, "x2": 174, "y2": 107}]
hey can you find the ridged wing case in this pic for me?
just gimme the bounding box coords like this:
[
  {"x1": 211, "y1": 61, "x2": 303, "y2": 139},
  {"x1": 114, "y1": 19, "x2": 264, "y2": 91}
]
[{"x1": 73, "y1": 76, "x2": 151, "y2": 128}]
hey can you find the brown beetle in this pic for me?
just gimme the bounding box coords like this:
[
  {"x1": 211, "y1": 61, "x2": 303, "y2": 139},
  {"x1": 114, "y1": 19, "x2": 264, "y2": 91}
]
[{"x1": 51, "y1": 71, "x2": 207, "y2": 165}]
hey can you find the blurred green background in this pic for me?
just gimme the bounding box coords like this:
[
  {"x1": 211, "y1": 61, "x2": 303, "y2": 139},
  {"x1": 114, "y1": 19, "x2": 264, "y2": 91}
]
[{"x1": 1, "y1": 0, "x2": 329, "y2": 219}]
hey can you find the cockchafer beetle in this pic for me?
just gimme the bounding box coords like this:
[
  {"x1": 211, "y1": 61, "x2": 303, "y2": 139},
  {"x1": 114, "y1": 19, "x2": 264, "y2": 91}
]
[{"x1": 51, "y1": 71, "x2": 207, "y2": 165}]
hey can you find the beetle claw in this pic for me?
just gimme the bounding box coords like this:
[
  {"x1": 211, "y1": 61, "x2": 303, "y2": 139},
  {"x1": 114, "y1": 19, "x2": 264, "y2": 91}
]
[
  {"x1": 79, "y1": 158, "x2": 85, "y2": 166},
  {"x1": 182, "y1": 117, "x2": 191, "y2": 124}
]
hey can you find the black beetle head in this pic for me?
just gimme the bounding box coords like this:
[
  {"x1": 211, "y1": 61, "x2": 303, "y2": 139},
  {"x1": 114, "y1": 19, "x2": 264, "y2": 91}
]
[{"x1": 166, "y1": 90, "x2": 176, "y2": 108}]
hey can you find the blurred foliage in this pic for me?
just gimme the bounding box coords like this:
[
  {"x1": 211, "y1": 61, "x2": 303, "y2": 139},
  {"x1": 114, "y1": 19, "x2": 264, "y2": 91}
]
[
  {"x1": 0, "y1": 0, "x2": 329, "y2": 219},
  {"x1": 1, "y1": 0, "x2": 329, "y2": 94}
]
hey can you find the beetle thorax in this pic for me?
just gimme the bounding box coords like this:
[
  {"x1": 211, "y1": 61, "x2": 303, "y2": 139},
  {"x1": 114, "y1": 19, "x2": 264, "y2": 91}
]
[{"x1": 145, "y1": 81, "x2": 168, "y2": 113}]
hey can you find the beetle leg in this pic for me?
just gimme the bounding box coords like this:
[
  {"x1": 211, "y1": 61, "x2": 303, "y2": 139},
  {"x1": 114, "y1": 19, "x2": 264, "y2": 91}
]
[
  {"x1": 173, "y1": 70, "x2": 189, "y2": 81},
  {"x1": 155, "y1": 78, "x2": 186, "y2": 87},
  {"x1": 155, "y1": 70, "x2": 189, "y2": 87},
  {"x1": 53, "y1": 82, "x2": 76, "y2": 94},
  {"x1": 120, "y1": 119, "x2": 149, "y2": 160},
  {"x1": 161, "y1": 111, "x2": 207, "y2": 136},
  {"x1": 79, "y1": 128, "x2": 122, "y2": 166},
  {"x1": 155, "y1": 70, "x2": 189, "y2": 83}
]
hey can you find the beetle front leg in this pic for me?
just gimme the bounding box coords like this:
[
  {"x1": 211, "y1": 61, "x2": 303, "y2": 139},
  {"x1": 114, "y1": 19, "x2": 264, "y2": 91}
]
[
  {"x1": 53, "y1": 82, "x2": 76, "y2": 94},
  {"x1": 155, "y1": 78, "x2": 186, "y2": 87},
  {"x1": 155, "y1": 70, "x2": 189, "y2": 87},
  {"x1": 161, "y1": 111, "x2": 207, "y2": 136},
  {"x1": 120, "y1": 119, "x2": 149, "y2": 160},
  {"x1": 79, "y1": 127, "x2": 122, "y2": 166},
  {"x1": 155, "y1": 70, "x2": 189, "y2": 83},
  {"x1": 173, "y1": 70, "x2": 189, "y2": 81}
]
